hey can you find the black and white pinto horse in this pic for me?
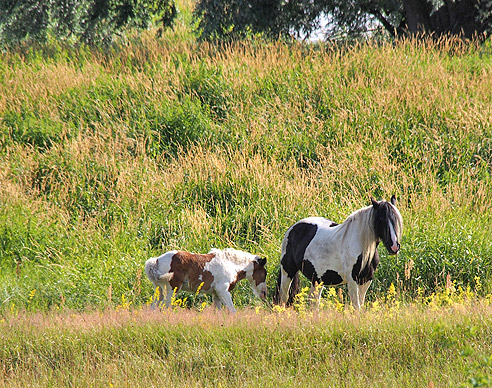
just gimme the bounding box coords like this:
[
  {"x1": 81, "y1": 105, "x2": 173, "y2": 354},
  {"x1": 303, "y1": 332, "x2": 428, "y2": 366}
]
[{"x1": 274, "y1": 196, "x2": 403, "y2": 310}]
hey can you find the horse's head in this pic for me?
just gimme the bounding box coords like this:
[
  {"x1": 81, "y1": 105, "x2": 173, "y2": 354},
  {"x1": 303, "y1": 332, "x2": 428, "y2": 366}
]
[
  {"x1": 371, "y1": 195, "x2": 403, "y2": 255},
  {"x1": 248, "y1": 257, "x2": 267, "y2": 300}
]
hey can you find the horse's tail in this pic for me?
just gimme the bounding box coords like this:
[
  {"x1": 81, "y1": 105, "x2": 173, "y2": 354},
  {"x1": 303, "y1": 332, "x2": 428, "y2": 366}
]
[
  {"x1": 273, "y1": 269, "x2": 299, "y2": 307},
  {"x1": 159, "y1": 273, "x2": 174, "y2": 282},
  {"x1": 145, "y1": 258, "x2": 173, "y2": 283}
]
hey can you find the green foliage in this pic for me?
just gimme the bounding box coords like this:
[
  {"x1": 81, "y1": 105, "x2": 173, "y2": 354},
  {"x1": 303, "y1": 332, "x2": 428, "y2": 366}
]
[
  {"x1": 193, "y1": 0, "x2": 491, "y2": 41},
  {"x1": 193, "y1": 0, "x2": 310, "y2": 41},
  {"x1": 0, "y1": 0, "x2": 177, "y2": 47}
]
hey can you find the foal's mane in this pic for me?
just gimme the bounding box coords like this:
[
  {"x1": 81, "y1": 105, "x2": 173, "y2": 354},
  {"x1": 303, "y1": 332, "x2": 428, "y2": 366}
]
[{"x1": 208, "y1": 248, "x2": 256, "y2": 266}]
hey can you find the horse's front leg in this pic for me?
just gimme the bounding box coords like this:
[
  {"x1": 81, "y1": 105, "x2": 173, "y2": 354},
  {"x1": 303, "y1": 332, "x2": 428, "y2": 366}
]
[
  {"x1": 347, "y1": 280, "x2": 361, "y2": 310},
  {"x1": 279, "y1": 268, "x2": 294, "y2": 305},
  {"x1": 357, "y1": 280, "x2": 372, "y2": 308},
  {"x1": 309, "y1": 282, "x2": 324, "y2": 310}
]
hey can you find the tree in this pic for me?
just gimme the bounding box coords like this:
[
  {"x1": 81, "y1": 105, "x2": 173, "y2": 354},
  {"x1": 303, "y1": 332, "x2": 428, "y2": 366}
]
[
  {"x1": 0, "y1": 0, "x2": 177, "y2": 46},
  {"x1": 193, "y1": 0, "x2": 492, "y2": 41}
]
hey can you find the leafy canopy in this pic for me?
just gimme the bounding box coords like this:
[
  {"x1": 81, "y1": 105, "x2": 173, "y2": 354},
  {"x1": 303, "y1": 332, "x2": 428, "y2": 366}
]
[
  {"x1": 0, "y1": 0, "x2": 177, "y2": 46},
  {"x1": 193, "y1": 0, "x2": 492, "y2": 41}
]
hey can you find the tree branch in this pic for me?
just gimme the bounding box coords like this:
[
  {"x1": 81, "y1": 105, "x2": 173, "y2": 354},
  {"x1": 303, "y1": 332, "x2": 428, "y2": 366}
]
[{"x1": 369, "y1": 9, "x2": 398, "y2": 36}]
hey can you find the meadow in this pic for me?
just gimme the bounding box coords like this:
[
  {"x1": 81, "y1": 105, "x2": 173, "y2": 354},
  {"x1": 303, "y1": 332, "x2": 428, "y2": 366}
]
[
  {"x1": 0, "y1": 1, "x2": 492, "y2": 385},
  {"x1": 1, "y1": 296, "x2": 492, "y2": 387}
]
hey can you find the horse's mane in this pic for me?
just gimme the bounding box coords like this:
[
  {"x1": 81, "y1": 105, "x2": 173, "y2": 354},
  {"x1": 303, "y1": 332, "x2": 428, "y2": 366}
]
[
  {"x1": 344, "y1": 205, "x2": 374, "y2": 233},
  {"x1": 340, "y1": 205, "x2": 378, "y2": 260},
  {"x1": 341, "y1": 201, "x2": 403, "y2": 260},
  {"x1": 208, "y1": 248, "x2": 256, "y2": 266}
]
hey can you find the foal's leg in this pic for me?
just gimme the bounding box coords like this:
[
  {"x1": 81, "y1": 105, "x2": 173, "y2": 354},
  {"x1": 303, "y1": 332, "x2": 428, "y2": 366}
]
[
  {"x1": 357, "y1": 280, "x2": 372, "y2": 308},
  {"x1": 150, "y1": 284, "x2": 163, "y2": 309},
  {"x1": 165, "y1": 283, "x2": 176, "y2": 308},
  {"x1": 215, "y1": 288, "x2": 237, "y2": 313},
  {"x1": 212, "y1": 292, "x2": 223, "y2": 310},
  {"x1": 347, "y1": 280, "x2": 361, "y2": 310}
]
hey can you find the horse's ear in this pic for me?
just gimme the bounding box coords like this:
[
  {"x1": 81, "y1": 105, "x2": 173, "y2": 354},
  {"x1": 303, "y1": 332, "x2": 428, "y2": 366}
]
[
  {"x1": 391, "y1": 195, "x2": 397, "y2": 205},
  {"x1": 256, "y1": 257, "x2": 267, "y2": 267},
  {"x1": 370, "y1": 197, "x2": 379, "y2": 207}
]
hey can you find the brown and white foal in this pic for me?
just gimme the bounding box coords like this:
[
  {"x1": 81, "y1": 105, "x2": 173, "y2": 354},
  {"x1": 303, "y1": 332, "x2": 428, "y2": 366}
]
[{"x1": 145, "y1": 248, "x2": 267, "y2": 313}]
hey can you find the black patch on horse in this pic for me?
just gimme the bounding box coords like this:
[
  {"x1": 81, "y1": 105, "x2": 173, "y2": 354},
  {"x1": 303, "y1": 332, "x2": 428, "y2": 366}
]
[
  {"x1": 351, "y1": 249, "x2": 380, "y2": 286},
  {"x1": 321, "y1": 269, "x2": 343, "y2": 285},
  {"x1": 301, "y1": 259, "x2": 319, "y2": 283},
  {"x1": 302, "y1": 259, "x2": 343, "y2": 286},
  {"x1": 281, "y1": 222, "x2": 318, "y2": 279}
]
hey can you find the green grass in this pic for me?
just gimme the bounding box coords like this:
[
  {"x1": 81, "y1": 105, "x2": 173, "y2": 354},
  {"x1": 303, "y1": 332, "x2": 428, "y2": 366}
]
[{"x1": 1, "y1": 302, "x2": 492, "y2": 387}]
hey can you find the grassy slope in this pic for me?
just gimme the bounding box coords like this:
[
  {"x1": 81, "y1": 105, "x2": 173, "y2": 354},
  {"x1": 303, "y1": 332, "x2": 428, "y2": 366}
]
[{"x1": 0, "y1": 1, "x2": 491, "y2": 311}]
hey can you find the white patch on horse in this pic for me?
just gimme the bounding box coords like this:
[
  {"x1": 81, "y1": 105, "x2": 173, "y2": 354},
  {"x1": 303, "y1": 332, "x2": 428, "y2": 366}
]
[
  {"x1": 389, "y1": 221, "x2": 398, "y2": 253},
  {"x1": 145, "y1": 248, "x2": 267, "y2": 313},
  {"x1": 303, "y1": 210, "x2": 376, "y2": 286}
]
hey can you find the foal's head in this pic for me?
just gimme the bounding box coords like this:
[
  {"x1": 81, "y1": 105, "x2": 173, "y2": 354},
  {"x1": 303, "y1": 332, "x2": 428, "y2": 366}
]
[
  {"x1": 371, "y1": 195, "x2": 403, "y2": 255},
  {"x1": 246, "y1": 257, "x2": 268, "y2": 300}
]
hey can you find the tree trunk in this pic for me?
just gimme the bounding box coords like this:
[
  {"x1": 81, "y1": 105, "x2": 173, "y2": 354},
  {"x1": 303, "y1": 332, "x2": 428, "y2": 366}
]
[
  {"x1": 402, "y1": 0, "x2": 484, "y2": 38},
  {"x1": 431, "y1": 0, "x2": 483, "y2": 37},
  {"x1": 402, "y1": 0, "x2": 432, "y2": 33}
]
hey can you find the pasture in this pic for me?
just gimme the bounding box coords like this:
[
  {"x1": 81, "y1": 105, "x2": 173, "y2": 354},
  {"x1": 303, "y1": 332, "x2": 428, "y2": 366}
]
[
  {"x1": 0, "y1": 0, "x2": 492, "y2": 385},
  {"x1": 1, "y1": 299, "x2": 492, "y2": 387}
]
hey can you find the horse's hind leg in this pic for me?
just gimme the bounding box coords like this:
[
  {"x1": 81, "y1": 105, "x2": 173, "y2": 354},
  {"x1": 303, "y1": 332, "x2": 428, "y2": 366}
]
[
  {"x1": 215, "y1": 288, "x2": 236, "y2": 313},
  {"x1": 165, "y1": 284, "x2": 175, "y2": 308},
  {"x1": 150, "y1": 284, "x2": 163, "y2": 309},
  {"x1": 212, "y1": 292, "x2": 223, "y2": 310},
  {"x1": 278, "y1": 268, "x2": 295, "y2": 305}
]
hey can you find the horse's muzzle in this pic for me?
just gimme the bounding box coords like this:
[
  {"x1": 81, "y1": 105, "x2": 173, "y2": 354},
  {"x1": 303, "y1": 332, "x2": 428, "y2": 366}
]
[{"x1": 387, "y1": 242, "x2": 400, "y2": 255}]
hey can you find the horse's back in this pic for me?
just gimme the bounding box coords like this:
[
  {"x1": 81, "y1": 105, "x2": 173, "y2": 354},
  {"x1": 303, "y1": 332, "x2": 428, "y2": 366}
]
[
  {"x1": 291, "y1": 217, "x2": 338, "y2": 230},
  {"x1": 283, "y1": 217, "x2": 338, "y2": 246}
]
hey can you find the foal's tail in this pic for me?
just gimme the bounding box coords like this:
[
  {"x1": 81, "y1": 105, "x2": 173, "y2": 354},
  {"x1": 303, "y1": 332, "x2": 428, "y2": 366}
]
[
  {"x1": 273, "y1": 269, "x2": 299, "y2": 307},
  {"x1": 145, "y1": 258, "x2": 173, "y2": 283}
]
